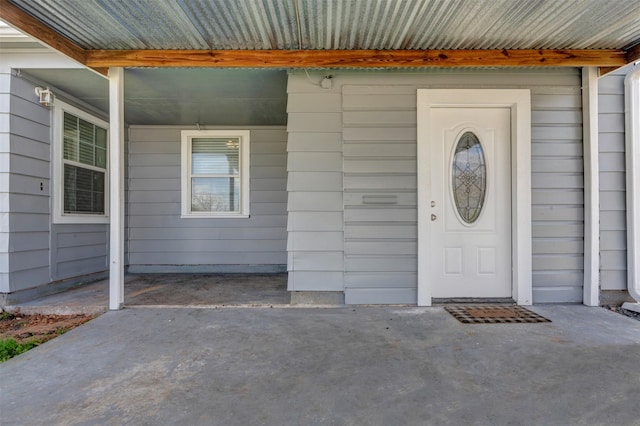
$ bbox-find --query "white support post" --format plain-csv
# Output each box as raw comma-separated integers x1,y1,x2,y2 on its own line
582,67,600,306
109,67,125,310
623,65,640,308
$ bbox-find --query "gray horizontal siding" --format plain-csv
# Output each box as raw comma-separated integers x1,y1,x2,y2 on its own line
598,70,627,291
0,70,10,292
296,68,585,304
127,126,287,272
7,75,50,292
286,85,344,291
342,79,417,304
2,73,110,295
51,225,108,281
523,83,587,303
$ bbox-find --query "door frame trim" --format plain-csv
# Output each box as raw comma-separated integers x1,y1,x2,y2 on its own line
417,89,532,306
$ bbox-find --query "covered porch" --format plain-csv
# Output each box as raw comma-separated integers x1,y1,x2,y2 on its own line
9,66,290,310
2,0,640,309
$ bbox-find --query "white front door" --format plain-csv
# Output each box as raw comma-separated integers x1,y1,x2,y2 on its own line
417,89,532,306
429,108,511,298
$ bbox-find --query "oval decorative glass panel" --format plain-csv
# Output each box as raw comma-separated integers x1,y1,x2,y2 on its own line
452,132,486,224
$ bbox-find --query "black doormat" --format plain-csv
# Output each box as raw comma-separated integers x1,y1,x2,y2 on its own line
445,305,551,324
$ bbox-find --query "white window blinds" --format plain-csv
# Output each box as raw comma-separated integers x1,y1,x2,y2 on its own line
181,130,250,217
62,112,107,214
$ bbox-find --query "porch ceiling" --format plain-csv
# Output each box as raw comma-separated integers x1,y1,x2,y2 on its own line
22,68,288,126
1,0,640,74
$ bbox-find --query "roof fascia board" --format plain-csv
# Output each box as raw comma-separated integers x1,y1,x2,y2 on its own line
85,49,627,69
0,51,86,68
0,27,32,40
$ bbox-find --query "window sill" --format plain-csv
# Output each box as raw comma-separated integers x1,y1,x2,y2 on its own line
180,214,250,219
53,214,110,224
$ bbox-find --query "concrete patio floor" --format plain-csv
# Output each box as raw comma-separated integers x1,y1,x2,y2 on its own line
1,305,639,425
5,273,290,314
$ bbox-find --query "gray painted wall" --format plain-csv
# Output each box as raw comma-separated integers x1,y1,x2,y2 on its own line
287,69,586,304
8,74,53,293
127,125,287,272
0,68,10,293
598,70,627,291
286,85,344,291
1,72,108,296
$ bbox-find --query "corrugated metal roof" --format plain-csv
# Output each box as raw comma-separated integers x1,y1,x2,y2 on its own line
8,0,640,51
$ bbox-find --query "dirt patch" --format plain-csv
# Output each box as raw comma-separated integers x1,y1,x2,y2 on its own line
0,312,96,344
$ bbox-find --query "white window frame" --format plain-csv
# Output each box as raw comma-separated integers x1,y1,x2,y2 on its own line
52,100,109,224
181,130,250,218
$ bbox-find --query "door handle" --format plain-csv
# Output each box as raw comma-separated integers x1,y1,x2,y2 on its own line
431,214,437,221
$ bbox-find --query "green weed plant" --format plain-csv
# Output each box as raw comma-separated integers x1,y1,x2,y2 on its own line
0,338,41,362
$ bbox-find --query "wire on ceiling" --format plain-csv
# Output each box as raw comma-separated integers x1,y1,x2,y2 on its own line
293,0,322,87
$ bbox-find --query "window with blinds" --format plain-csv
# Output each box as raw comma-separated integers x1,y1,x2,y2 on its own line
62,112,107,215
181,130,250,217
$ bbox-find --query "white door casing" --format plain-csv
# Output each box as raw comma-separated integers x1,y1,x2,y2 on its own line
417,90,532,306
430,108,511,298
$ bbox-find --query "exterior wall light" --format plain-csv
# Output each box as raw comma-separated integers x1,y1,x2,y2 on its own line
35,86,54,106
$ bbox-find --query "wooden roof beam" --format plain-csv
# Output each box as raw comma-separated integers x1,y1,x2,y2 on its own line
85,49,627,69
599,67,620,76
626,43,640,65
599,43,640,76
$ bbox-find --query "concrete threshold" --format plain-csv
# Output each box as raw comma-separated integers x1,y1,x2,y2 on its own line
621,302,640,314
125,303,420,310
2,304,108,316
126,304,343,310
